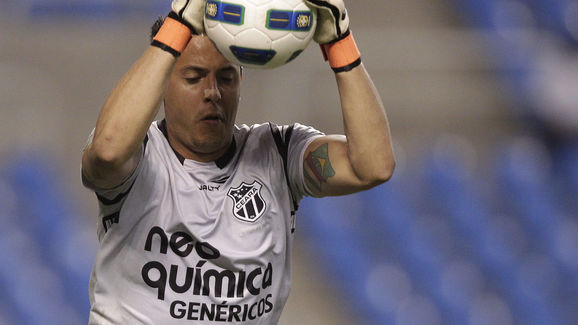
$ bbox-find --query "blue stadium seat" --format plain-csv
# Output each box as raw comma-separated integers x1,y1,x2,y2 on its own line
524,0,577,43
494,138,561,241
364,262,413,324
361,164,469,324
3,154,94,315
555,140,578,212
493,138,578,324
299,196,386,324
247,134,578,325
0,154,93,324
492,136,578,321
420,138,570,325
437,259,485,322
0,225,77,325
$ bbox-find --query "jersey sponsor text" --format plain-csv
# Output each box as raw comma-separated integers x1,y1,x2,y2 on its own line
142,226,276,322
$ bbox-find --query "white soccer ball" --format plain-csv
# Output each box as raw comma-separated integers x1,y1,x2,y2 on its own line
204,0,317,69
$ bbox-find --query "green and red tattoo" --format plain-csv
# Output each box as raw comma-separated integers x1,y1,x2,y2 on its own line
304,143,335,192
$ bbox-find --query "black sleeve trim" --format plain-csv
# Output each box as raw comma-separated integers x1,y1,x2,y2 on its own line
94,133,147,206
95,183,134,206
269,123,299,216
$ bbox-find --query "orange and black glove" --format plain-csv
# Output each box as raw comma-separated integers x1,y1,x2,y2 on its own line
151,0,206,57
305,0,361,73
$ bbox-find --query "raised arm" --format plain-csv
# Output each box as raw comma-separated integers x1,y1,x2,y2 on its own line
303,0,395,197
82,1,204,189
82,47,175,189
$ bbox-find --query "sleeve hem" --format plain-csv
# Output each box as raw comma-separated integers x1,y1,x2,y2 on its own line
297,135,324,198
81,144,144,195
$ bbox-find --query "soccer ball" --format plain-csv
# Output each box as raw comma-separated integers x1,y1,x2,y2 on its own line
204,0,317,69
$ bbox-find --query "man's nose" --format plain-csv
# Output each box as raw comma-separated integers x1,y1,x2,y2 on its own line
204,77,222,102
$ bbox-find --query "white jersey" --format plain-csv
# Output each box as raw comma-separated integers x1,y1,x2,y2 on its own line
82,120,323,325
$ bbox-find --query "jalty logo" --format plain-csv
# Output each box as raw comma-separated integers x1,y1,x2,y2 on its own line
227,181,266,222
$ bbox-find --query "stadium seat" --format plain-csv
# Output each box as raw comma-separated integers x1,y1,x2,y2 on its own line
0,154,93,324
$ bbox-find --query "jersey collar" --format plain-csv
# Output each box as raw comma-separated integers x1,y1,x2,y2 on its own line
157,119,236,169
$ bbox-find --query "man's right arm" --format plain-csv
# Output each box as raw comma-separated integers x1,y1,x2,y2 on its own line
82,1,205,189
82,46,176,189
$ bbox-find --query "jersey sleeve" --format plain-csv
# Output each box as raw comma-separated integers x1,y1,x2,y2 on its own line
286,123,324,201
81,129,146,236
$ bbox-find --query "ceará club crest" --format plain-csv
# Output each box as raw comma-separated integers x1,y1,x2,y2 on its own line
227,181,266,222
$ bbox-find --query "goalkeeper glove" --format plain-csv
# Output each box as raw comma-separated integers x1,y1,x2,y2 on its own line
151,0,206,57
305,0,361,73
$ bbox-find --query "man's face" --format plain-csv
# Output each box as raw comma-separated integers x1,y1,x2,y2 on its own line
164,35,241,161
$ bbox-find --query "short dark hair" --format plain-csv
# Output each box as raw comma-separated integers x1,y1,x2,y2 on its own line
150,16,165,42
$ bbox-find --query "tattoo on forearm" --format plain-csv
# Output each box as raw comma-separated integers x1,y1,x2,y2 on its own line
305,143,335,192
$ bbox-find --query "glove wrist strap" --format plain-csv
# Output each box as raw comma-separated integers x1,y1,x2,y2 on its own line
151,15,192,57
321,30,361,73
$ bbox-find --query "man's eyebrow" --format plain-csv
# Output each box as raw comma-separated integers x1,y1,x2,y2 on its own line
181,65,239,74
219,66,238,73
181,66,208,74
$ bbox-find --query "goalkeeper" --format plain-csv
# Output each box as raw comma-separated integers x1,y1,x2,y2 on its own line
81,0,395,324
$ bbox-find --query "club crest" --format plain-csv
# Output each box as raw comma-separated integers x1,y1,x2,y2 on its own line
227,181,266,222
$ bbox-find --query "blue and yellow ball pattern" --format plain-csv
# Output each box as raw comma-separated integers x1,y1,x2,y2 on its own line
204,0,316,69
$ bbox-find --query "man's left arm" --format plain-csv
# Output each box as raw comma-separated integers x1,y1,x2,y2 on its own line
303,63,395,197
302,0,394,197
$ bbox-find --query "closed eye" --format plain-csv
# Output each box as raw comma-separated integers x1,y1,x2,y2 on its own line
185,77,201,84
219,76,234,83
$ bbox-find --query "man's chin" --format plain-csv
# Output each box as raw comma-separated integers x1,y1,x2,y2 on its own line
190,135,230,156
